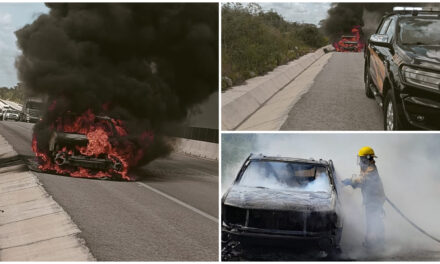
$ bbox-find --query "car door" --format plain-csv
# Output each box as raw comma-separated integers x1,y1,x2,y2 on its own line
369,17,394,95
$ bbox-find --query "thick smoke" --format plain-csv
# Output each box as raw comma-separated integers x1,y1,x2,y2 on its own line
322,3,438,41
238,161,331,192
222,134,440,259
15,3,218,164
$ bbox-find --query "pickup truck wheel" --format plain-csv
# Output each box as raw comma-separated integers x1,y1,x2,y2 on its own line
384,90,402,130
364,70,374,98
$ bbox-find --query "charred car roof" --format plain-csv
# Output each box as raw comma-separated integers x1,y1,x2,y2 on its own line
249,154,331,166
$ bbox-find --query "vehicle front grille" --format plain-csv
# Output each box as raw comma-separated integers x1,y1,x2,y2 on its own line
224,205,246,226
248,209,305,231
223,206,337,233
307,211,337,232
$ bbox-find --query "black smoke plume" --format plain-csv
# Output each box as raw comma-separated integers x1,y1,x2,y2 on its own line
15,3,218,165
322,3,438,41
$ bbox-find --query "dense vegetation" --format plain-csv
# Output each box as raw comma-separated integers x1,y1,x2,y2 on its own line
0,83,25,104
222,3,328,90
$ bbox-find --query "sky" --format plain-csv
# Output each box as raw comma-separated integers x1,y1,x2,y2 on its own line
0,2,332,88
258,2,331,25
0,3,49,88
0,3,216,128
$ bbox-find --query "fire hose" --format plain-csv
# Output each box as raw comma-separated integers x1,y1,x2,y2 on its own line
385,196,440,244
340,173,440,245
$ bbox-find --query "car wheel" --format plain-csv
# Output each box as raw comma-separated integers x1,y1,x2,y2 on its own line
383,90,403,130
364,68,374,98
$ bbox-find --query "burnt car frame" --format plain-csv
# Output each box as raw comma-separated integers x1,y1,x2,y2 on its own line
339,35,360,52
222,154,343,259
48,115,124,177
364,8,440,130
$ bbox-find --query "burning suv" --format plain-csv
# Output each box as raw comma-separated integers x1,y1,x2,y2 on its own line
33,110,153,181
333,26,364,52
48,115,123,175
364,7,440,130
222,154,343,259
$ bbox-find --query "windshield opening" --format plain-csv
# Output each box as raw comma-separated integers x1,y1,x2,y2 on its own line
237,160,331,192
398,17,440,45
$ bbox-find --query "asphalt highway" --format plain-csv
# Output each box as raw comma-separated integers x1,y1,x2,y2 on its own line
0,121,218,261
281,52,383,130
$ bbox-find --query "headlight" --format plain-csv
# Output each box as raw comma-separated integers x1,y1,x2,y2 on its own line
401,66,440,90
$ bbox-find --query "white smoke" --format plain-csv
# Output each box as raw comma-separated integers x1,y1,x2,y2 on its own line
238,161,331,192
221,133,440,260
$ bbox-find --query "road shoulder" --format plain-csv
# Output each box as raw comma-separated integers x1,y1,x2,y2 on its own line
0,134,94,261
237,53,333,130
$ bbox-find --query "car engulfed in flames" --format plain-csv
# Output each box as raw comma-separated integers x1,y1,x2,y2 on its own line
32,109,154,181
222,154,343,260
333,25,364,52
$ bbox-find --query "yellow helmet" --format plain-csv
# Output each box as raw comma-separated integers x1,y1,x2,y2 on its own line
358,146,377,157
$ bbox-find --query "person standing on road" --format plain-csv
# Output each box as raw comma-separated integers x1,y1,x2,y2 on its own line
342,146,385,253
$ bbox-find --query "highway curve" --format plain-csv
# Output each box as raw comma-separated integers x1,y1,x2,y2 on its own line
0,121,218,261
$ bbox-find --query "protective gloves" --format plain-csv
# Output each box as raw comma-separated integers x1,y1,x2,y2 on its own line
341,178,352,186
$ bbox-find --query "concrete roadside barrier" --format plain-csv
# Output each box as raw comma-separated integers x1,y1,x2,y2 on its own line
0,135,94,261
172,138,218,160
0,99,22,111
222,45,332,130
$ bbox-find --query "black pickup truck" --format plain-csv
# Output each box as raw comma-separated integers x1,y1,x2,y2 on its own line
364,8,440,130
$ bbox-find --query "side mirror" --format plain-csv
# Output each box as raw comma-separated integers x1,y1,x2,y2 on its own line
369,34,392,48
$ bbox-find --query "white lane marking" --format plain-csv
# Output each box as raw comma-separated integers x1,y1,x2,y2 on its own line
137,182,218,223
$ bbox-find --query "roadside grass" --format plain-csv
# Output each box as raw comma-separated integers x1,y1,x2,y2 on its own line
222,3,328,91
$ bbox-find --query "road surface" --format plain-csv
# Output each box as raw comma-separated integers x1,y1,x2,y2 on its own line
0,121,218,261
281,52,383,130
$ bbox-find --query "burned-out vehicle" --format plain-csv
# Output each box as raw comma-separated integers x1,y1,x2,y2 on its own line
364,7,440,130
222,154,343,260
48,114,124,177
333,26,364,52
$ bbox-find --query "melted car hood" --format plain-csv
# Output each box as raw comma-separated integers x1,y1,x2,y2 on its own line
223,185,336,212
398,45,440,70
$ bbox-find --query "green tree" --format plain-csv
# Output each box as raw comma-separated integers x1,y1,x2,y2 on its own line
0,83,26,104
222,3,328,90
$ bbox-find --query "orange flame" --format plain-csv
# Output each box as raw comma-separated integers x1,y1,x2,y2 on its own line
333,25,364,52
32,109,153,181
